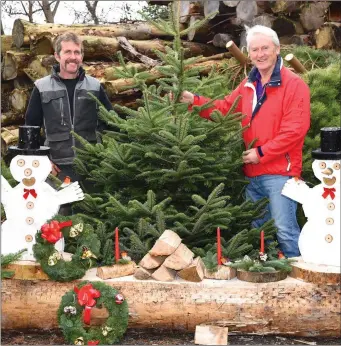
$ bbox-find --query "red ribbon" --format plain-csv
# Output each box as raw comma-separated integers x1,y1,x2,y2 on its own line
88,341,99,345
41,220,73,244
23,188,37,199
322,187,336,200
74,283,101,325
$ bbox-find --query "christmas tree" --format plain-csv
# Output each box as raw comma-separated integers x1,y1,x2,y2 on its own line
71,2,276,263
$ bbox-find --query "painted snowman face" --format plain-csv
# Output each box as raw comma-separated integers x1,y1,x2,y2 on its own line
10,155,52,186
312,159,340,187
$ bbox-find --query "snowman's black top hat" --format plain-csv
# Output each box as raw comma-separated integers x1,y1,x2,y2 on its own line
312,127,341,160
8,125,50,156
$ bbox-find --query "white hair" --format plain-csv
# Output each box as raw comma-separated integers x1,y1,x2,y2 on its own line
246,25,280,52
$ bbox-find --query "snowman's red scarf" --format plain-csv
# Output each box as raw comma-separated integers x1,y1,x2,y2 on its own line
23,188,37,199
322,187,336,200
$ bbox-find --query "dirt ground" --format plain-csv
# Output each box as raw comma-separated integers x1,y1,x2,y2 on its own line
1,328,340,345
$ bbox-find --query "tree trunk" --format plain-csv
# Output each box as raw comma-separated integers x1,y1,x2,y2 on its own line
26,54,57,79
12,19,186,49
103,58,230,96
2,50,32,80
271,1,299,14
203,0,220,19
9,89,30,113
32,34,223,60
2,268,340,336
236,0,258,24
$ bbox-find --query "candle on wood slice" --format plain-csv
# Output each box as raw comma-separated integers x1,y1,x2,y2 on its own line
115,227,120,262
260,230,265,253
217,227,222,265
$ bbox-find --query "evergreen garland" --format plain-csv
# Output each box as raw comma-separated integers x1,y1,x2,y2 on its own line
58,281,128,345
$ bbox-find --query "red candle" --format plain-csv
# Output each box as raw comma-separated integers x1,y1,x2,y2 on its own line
217,227,222,265
260,230,265,253
115,227,120,262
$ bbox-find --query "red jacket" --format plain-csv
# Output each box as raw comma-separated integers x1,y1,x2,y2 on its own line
191,58,310,178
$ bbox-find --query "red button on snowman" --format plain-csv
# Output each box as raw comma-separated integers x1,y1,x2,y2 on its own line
282,127,340,267
1,126,84,261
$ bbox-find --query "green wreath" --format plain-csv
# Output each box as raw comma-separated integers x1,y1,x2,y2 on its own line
33,214,101,282
58,281,129,345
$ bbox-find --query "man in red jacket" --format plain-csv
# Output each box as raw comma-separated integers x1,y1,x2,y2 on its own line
179,25,310,257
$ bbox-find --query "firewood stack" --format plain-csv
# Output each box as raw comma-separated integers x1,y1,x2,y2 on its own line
134,229,206,282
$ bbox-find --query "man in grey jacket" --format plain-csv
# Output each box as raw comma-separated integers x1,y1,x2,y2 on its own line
25,32,112,183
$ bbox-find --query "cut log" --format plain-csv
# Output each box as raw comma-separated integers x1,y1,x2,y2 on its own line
252,14,276,28
328,1,341,22
284,54,306,74
27,55,57,79
315,24,341,50
290,34,311,46
1,126,19,155
3,261,49,280
237,269,287,283
300,1,331,32
223,1,239,7
31,35,223,60
96,262,136,280
149,229,182,256
13,76,34,90
226,41,249,65
134,266,154,280
271,1,299,14
203,0,220,19
289,257,340,285
272,17,304,37
212,33,235,49
2,269,341,336
12,18,186,49
163,243,194,271
236,0,258,24
178,257,205,282
204,265,236,280
179,0,191,23
151,264,176,282
195,325,229,345
2,50,32,80
139,253,167,270
1,35,14,54
9,88,30,113
103,59,230,96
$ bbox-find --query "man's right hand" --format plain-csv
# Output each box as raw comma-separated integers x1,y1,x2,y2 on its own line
170,91,195,104
50,161,61,176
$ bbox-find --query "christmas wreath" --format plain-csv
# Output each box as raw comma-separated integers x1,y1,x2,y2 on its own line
58,281,129,345
33,214,101,282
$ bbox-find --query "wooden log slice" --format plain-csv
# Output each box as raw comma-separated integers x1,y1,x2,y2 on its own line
289,257,340,285
237,269,287,283
96,262,136,280
4,260,49,280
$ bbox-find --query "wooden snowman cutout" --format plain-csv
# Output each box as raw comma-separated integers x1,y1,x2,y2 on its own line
1,126,84,261
282,127,340,267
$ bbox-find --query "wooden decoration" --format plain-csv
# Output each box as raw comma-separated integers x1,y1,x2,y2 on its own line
237,269,287,283
225,41,249,65
178,257,205,282
149,229,182,256
134,266,154,280
285,53,307,74
139,253,167,270
96,262,136,280
204,266,236,280
4,261,49,280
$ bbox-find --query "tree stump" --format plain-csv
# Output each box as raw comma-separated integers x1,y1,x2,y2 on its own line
289,257,340,285
237,269,287,283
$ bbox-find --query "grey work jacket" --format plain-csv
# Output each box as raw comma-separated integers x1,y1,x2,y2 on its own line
35,66,100,165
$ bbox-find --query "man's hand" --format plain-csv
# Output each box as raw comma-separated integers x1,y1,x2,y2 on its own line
242,148,260,164
50,161,61,176
169,90,195,104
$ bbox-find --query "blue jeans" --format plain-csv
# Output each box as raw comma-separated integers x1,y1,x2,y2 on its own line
245,175,300,258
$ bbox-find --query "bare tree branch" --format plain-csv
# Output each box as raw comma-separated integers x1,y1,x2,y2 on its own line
85,1,99,24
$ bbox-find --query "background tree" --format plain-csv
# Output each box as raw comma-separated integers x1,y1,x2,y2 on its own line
1,1,42,23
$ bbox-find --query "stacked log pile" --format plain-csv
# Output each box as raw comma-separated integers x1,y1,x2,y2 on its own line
134,229,236,282
1,0,340,151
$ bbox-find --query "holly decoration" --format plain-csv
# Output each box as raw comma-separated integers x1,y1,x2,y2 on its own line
33,215,100,282
58,281,129,345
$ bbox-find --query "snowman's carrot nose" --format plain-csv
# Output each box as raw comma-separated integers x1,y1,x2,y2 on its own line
322,168,333,175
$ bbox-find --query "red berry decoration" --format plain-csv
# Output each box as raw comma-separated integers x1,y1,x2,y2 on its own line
115,293,125,304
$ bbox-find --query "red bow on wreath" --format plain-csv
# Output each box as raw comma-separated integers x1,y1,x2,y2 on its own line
41,220,73,244
23,188,37,199
74,283,101,325
322,187,336,200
